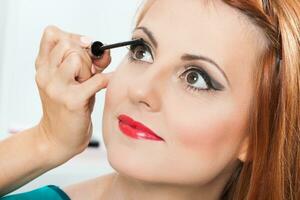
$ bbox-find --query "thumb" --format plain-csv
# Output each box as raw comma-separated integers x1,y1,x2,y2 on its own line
79,72,114,98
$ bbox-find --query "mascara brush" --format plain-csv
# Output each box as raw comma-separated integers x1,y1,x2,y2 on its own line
88,38,144,59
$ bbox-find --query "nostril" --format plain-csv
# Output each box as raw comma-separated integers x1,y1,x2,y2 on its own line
139,101,151,108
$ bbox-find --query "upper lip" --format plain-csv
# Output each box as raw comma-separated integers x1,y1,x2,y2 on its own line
118,114,164,141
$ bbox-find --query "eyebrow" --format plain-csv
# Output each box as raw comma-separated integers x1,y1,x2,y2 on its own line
133,26,230,86
133,26,158,48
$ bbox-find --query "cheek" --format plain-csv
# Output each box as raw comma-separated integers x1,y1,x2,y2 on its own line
175,111,231,148
104,62,131,110
102,62,130,141
166,96,248,160
104,79,122,110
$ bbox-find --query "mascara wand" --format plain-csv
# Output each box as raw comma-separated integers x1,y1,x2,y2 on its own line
88,38,144,58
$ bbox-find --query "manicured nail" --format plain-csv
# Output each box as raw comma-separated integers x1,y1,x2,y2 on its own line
95,65,106,71
80,36,93,47
91,64,96,74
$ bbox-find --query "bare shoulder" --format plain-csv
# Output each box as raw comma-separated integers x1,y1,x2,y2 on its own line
63,172,116,200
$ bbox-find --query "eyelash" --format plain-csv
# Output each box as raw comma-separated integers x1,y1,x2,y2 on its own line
127,43,153,64
127,42,219,93
180,67,217,93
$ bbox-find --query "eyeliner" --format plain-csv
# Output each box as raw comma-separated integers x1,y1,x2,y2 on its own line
89,38,144,58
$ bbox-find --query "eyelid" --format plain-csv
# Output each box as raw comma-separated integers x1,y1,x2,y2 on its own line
182,65,211,85
183,65,225,91
132,36,155,58
128,45,154,64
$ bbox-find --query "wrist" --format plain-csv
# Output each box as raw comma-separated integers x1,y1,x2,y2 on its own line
33,124,74,168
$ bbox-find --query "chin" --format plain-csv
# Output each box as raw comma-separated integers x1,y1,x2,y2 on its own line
103,138,163,184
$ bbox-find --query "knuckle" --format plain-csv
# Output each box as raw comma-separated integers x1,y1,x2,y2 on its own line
45,83,58,100
35,58,46,69
43,25,59,39
44,82,62,102
65,101,77,111
35,70,48,89
64,95,81,111
66,52,83,66
35,72,43,88
62,88,87,112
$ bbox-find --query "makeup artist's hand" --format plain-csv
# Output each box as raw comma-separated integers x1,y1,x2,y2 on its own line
34,25,112,165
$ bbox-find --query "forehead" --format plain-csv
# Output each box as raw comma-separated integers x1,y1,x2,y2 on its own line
137,0,267,88
138,0,265,51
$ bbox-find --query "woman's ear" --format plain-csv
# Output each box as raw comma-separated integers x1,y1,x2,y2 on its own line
237,136,249,162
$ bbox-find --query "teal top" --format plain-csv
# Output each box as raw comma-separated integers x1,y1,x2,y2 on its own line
1,185,71,200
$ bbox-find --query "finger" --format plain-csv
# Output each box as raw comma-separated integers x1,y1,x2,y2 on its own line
78,72,114,99
91,64,96,75
91,50,111,73
79,36,94,48
58,52,92,83
49,39,92,69
37,25,84,61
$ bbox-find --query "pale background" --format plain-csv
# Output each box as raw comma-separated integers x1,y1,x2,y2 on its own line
0,0,141,194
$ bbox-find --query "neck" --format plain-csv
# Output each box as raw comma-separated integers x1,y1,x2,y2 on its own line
101,172,231,200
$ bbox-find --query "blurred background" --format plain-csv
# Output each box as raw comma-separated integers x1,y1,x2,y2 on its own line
0,0,141,193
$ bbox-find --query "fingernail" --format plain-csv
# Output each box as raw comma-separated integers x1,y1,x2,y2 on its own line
91,64,96,74
80,36,93,47
94,65,106,71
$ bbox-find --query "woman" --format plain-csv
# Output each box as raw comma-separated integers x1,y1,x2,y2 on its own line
2,0,300,199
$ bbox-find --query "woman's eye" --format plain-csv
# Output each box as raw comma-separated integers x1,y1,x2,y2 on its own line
180,68,215,91
128,44,154,63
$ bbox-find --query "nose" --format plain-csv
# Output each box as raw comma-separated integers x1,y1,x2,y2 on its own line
127,67,166,112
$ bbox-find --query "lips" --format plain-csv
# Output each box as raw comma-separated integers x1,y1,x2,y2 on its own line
118,114,164,141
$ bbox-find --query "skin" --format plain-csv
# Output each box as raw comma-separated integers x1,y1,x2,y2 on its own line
0,26,112,196
65,0,268,199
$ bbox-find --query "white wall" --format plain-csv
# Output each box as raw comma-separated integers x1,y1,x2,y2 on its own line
0,0,8,112
0,0,141,140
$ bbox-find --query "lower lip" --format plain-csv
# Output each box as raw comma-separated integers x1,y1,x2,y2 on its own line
118,120,163,141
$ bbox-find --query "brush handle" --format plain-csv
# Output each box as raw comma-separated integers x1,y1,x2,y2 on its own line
89,38,144,58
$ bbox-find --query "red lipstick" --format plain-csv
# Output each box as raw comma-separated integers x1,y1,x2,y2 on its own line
118,114,164,141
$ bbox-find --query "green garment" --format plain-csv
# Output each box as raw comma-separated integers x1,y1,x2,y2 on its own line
1,185,71,200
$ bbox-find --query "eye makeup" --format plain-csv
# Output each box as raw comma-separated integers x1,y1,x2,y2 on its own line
126,36,225,93
180,66,225,92
127,40,154,64
133,26,230,88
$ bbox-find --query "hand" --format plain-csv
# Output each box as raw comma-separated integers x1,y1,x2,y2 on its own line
34,25,112,165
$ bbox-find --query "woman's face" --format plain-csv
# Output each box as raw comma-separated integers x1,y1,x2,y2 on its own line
102,0,266,185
